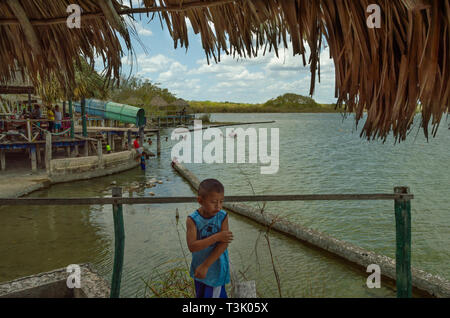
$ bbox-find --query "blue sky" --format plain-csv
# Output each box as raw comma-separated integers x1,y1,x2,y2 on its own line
96,5,338,104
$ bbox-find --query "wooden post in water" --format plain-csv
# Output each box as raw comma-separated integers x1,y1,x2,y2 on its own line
157,130,161,157
0,150,5,171
107,132,112,151
111,187,125,298
394,187,412,298
45,132,52,174
139,126,144,149
83,140,89,157
97,139,103,168
121,132,126,150
36,144,41,166
30,145,37,172
26,120,31,142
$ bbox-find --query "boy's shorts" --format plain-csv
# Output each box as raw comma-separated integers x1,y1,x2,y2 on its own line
194,280,227,298
55,123,61,130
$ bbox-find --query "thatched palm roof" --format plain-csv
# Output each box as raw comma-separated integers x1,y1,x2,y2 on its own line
171,98,190,108
123,96,144,106
150,95,169,107
0,0,448,141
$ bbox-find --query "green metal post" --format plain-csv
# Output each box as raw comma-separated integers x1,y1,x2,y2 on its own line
69,99,74,138
81,97,87,137
111,187,125,298
394,187,412,298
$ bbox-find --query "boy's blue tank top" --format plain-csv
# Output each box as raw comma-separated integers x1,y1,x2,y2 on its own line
189,209,230,287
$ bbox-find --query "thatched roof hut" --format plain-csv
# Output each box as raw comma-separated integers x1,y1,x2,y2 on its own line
171,98,190,108
0,0,448,141
150,96,169,108
123,96,144,107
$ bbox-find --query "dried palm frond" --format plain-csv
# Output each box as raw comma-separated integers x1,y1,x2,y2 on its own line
1,0,448,141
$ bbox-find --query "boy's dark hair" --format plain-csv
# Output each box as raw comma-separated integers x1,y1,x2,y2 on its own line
198,179,224,198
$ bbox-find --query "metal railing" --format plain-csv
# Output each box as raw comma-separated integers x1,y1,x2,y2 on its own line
0,187,413,298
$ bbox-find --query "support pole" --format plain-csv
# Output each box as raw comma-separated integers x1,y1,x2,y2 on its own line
394,187,412,298
83,140,89,157
26,119,31,142
139,126,144,149
121,132,126,150
0,150,5,171
127,130,131,151
30,145,37,172
157,130,161,157
97,139,103,168
36,144,41,166
111,187,125,298
81,97,87,138
69,99,74,139
107,132,112,151
45,132,52,174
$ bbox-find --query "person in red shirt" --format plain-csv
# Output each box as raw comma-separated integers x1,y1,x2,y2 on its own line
133,137,144,162
133,137,140,149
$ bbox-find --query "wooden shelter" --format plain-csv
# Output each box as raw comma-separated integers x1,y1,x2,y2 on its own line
0,71,34,95
149,96,169,108
0,0,448,141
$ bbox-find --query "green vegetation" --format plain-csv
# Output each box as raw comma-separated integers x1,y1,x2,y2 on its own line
189,93,341,113
36,59,339,117
108,76,178,117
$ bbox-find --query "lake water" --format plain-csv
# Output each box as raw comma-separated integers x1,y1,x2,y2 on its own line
1,113,449,297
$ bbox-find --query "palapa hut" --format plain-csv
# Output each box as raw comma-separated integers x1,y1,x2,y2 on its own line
123,96,144,107
150,96,169,108
159,98,192,117
0,0,448,141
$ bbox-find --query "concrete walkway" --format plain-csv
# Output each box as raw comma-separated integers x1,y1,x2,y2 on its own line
0,169,50,198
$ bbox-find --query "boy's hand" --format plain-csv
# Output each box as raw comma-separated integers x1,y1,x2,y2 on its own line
215,231,233,243
194,263,209,279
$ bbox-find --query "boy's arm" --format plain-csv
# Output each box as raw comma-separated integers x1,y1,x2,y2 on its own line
186,216,232,253
194,215,231,280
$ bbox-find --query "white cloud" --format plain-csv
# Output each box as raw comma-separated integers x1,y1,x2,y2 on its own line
158,61,188,82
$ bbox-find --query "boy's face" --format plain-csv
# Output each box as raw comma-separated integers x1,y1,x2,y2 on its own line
198,191,224,217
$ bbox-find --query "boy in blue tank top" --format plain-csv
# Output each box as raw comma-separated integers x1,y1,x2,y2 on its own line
186,179,233,298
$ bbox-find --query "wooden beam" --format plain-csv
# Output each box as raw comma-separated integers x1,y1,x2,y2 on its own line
6,0,42,56
0,0,238,26
0,193,414,206
0,86,35,94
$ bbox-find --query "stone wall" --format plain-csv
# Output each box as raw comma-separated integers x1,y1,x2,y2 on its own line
49,150,139,184
0,263,110,298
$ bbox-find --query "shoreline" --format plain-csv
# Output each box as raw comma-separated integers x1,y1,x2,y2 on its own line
1,150,140,199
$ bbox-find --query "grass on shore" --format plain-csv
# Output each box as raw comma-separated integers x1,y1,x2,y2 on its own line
189,100,341,113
